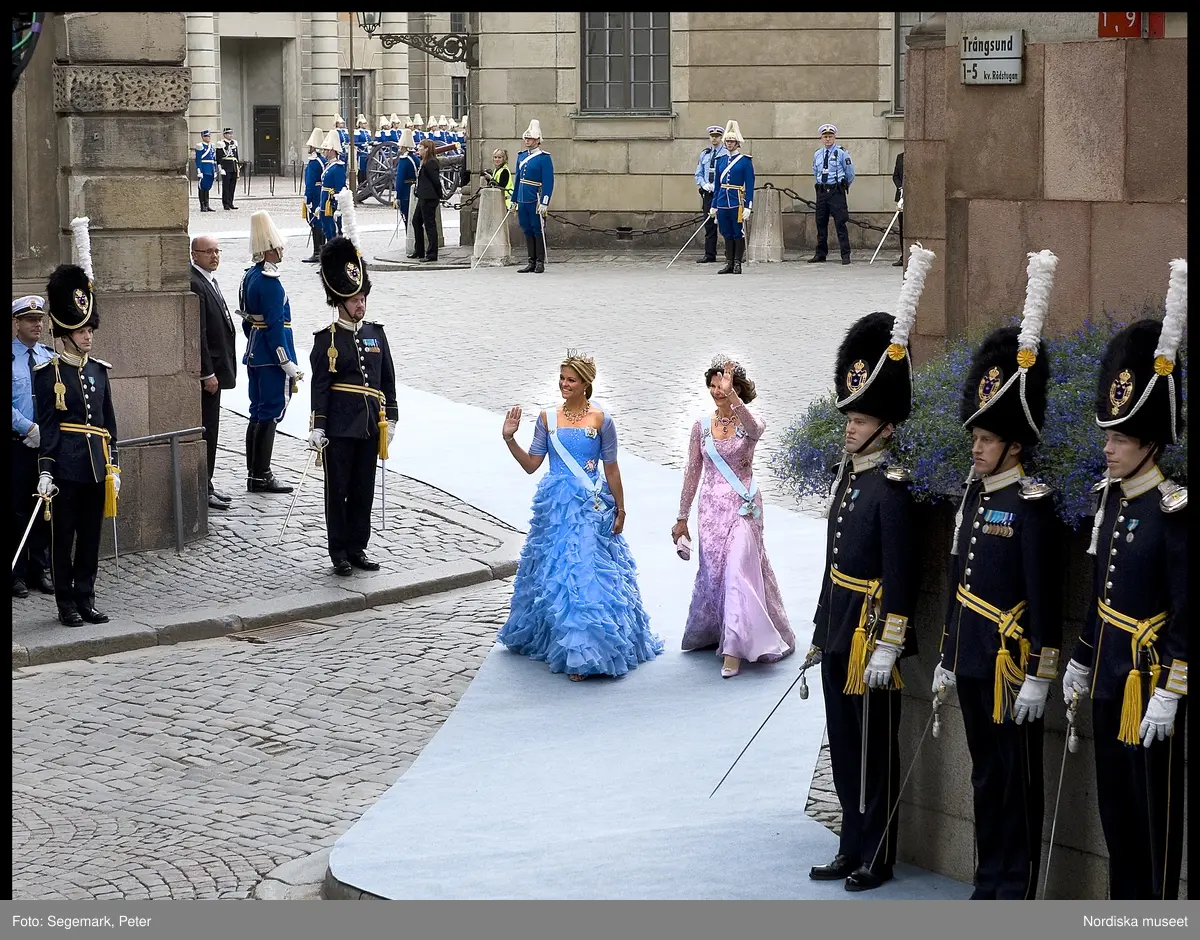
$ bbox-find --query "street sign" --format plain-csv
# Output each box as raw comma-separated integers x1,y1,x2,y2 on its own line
960,30,1024,85
1097,12,1165,38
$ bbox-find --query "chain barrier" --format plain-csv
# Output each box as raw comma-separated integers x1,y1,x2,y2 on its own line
546,212,708,238
759,181,892,235
443,188,481,210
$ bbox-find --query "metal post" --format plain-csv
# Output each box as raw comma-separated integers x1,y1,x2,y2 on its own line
170,435,185,553
348,17,357,193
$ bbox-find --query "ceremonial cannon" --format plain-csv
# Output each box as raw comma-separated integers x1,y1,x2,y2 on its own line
359,142,467,206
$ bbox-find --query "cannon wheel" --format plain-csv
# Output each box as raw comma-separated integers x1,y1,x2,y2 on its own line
364,142,398,207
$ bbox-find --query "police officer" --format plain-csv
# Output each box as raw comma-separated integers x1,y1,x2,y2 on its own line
240,210,300,495
514,119,554,274
34,218,121,627
218,128,240,210
301,127,328,264
1062,259,1188,901
808,246,936,892
353,114,371,183
308,207,398,577
935,250,1062,900
318,129,347,244
809,123,855,265
12,295,56,598
710,120,754,275
693,124,728,264
194,129,217,212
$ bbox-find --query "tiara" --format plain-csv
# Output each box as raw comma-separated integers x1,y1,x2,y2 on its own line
564,347,595,365
709,354,746,379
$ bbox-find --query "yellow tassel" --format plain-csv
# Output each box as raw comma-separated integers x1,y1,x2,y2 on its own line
328,342,338,373
843,626,869,695
54,360,67,410
993,645,1026,723
890,664,904,691
1118,669,1143,746
104,466,119,519
377,409,389,460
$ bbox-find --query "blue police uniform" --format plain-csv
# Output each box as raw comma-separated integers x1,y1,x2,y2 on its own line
354,127,371,179
12,318,56,593
694,136,728,262
194,135,217,211
712,150,754,273
318,157,347,242
513,147,554,273
394,151,419,224
810,129,855,263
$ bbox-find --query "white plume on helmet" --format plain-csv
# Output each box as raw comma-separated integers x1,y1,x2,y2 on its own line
890,243,936,349
70,217,94,282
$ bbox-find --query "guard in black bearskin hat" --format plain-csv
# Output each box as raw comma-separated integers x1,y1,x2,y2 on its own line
33,218,121,627
935,250,1062,900
1062,259,1188,901
308,189,399,577
808,244,935,892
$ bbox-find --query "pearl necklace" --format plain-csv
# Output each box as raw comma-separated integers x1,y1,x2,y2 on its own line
562,402,590,423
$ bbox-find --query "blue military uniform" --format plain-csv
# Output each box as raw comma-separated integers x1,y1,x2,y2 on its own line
302,150,327,262
354,126,371,180
514,122,554,274
394,150,419,225
319,155,347,242
810,123,855,264
218,129,240,210
336,124,351,161
694,126,728,263
1065,292,1188,901
194,132,217,212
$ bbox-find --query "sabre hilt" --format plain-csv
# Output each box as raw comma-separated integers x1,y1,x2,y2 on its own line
797,649,820,700
932,684,946,739
1066,688,1080,754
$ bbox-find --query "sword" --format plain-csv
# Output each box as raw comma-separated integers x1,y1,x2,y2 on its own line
859,686,871,814
471,205,513,270
1040,688,1080,899
11,493,52,573
870,209,901,265
388,204,404,247
380,457,387,530
277,447,317,544
539,211,549,265
666,217,711,269
111,514,121,579
710,650,821,799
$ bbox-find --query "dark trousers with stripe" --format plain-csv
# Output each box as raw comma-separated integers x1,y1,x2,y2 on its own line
50,479,105,611
1093,695,1187,899
958,676,1044,899
322,436,378,564
821,650,902,871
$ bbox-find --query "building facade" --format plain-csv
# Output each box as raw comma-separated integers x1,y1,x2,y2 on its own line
465,12,936,248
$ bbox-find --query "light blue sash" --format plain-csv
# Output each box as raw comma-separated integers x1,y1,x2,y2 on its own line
546,409,605,512
701,413,760,520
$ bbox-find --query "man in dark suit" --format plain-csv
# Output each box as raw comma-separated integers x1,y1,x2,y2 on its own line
190,235,238,510
891,152,904,267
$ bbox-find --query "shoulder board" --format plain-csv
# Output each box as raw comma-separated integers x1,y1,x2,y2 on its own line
312,325,333,337
1159,481,1187,513
90,357,112,369
32,357,57,372
262,263,281,278
884,466,913,483
365,321,385,330
195,143,204,151
1019,479,1054,501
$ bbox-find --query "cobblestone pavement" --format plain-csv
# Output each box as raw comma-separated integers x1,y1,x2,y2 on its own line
12,580,511,899
11,410,513,634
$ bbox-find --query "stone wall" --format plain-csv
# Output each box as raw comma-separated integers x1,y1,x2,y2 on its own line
12,12,208,555
904,14,1188,365
466,12,907,249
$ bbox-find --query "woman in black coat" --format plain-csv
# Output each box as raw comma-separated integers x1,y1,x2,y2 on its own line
413,139,442,262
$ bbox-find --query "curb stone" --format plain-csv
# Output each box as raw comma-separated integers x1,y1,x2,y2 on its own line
321,867,386,900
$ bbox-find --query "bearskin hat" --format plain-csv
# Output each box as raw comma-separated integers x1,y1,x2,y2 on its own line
1095,319,1185,446
46,264,98,337
319,235,371,307
960,327,1050,446
834,311,912,425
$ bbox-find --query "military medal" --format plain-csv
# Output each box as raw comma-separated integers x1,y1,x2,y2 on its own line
847,489,860,511
1125,519,1138,543
982,509,1015,537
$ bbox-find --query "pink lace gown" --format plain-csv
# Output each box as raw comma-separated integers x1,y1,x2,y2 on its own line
677,404,796,662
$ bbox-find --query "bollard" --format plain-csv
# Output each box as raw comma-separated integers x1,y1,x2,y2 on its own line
746,187,784,263
472,188,511,267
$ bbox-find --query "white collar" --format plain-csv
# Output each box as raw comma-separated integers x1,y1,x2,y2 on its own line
336,317,362,333
982,463,1024,493
1121,464,1164,499
850,449,888,474
191,262,219,283
524,147,542,157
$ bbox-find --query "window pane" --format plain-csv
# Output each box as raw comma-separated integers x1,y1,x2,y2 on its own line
632,83,649,110
607,81,626,110
632,28,649,55
584,12,603,31
652,53,668,83
631,12,650,29
586,54,607,82
585,28,606,56
584,82,603,111
651,82,669,111
608,27,624,55
652,11,669,29
652,25,669,54
606,12,625,31
632,56,650,83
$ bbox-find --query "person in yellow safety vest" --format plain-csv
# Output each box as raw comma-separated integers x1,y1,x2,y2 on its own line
489,148,514,207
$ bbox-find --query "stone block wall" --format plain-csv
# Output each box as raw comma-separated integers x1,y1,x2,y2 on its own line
12,12,208,554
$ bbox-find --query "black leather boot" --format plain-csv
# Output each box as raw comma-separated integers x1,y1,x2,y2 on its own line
533,234,546,274
518,235,537,273
253,421,293,494
717,240,734,274
733,239,745,274
303,227,323,263
245,420,260,491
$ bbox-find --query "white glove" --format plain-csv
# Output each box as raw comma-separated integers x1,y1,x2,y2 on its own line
932,663,957,697
1062,659,1091,705
1012,676,1051,724
23,424,40,449
804,646,823,667
386,420,397,446
709,207,717,219
1140,689,1182,747
280,360,301,380
219,168,226,178
308,429,326,451
703,182,714,193
864,641,902,689
37,472,54,497
536,203,548,217
897,197,904,211
742,207,752,221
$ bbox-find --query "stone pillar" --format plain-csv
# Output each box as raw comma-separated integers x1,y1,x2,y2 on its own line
49,12,207,553
185,13,219,181
380,11,410,118
310,11,340,129
746,188,784,263
472,188,511,266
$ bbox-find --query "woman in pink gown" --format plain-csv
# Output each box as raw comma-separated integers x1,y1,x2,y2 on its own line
672,358,796,677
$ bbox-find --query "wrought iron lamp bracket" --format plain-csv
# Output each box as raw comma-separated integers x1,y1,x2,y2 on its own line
377,33,475,65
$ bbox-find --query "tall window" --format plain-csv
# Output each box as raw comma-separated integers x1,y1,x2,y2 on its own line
450,12,468,33
451,76,468,122
581,12,670,113
339,73,366,124
893,12,936,113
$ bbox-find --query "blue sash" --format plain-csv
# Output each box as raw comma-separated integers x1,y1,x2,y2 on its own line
701,414,760,520
546,410,605,512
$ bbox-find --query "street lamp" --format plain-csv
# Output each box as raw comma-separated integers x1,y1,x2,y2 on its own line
357,12,382,36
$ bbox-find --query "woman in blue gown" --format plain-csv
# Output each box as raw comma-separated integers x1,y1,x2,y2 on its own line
498,351,663,681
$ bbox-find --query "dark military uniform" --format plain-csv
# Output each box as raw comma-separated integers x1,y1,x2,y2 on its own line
219,130,240,210
1067,303,1188,901
310,233,398,574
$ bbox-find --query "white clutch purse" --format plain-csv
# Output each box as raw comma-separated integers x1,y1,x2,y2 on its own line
675,535,692,561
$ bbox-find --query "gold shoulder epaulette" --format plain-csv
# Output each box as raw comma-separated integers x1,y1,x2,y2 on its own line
884,466,913,483
1159,481,1187,513
90,357,113,369
1019,479,1054,500
32,356,57,372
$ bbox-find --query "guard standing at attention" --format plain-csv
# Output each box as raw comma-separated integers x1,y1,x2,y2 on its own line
513,119,554,274
318,129,347,244
218,128,241,210
809,123,855,265
34,217,121,628
693,124,728,264
935,250,1062,900
710,119,753,275
301,127,328,264
808,245,936,892
393,127,419,232
194,129,217,212
1062,259,1188,901
308,193,398,577
354,114,372,183
240,210,301,495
